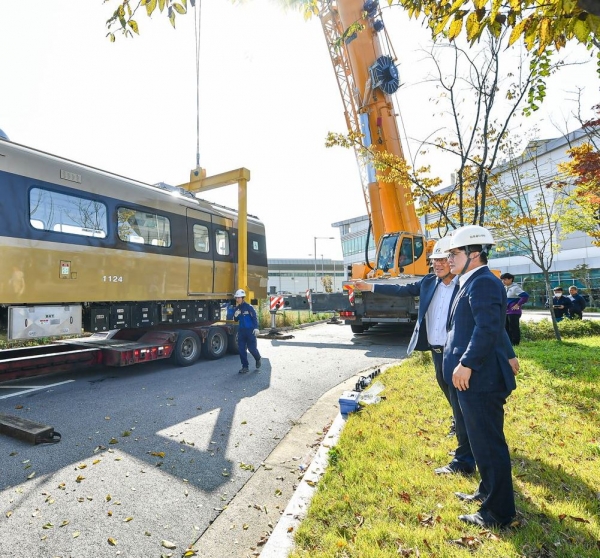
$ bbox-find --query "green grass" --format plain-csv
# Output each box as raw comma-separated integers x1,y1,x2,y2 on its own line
290,337,600,558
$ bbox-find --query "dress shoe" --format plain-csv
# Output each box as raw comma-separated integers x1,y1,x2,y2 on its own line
459,511,513,528
434,463,475,475
454,491,485,503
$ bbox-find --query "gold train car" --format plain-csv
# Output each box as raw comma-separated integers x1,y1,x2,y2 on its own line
0,138,268,343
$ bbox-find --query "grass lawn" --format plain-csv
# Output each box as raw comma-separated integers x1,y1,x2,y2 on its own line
290,335,600,558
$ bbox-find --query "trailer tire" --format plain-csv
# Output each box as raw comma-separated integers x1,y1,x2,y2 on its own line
172,330,201,366
201,327,228,360
227,331,239,355
350,324,365,334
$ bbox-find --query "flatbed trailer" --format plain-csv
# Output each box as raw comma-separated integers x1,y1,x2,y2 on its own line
0,322,238,382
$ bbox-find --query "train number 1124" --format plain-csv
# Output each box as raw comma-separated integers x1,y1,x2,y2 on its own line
102,276,124,283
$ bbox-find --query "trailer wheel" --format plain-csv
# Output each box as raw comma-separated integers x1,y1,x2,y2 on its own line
227,331,239,355
172,330,201,366
201,327,228,360
350,324,365,334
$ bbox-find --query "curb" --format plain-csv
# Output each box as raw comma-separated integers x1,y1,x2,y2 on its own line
259,412,347,557
259,363,393,557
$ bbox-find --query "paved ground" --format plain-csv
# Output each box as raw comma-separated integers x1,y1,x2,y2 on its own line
0,322,410,558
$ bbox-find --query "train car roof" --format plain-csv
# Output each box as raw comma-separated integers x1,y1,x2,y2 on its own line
0,138,263,223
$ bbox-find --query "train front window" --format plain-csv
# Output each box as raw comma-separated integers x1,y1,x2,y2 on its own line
29,187,107,238
117,207,171,247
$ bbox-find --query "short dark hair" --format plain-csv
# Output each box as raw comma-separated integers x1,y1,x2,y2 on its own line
553,287,563,292
500,273,514,280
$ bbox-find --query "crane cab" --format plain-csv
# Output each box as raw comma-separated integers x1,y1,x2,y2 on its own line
374,233,428,277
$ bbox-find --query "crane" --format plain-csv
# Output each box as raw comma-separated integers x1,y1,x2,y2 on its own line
317,0,430,278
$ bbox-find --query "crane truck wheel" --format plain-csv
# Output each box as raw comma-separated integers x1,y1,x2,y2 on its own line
172,330,201,366
201,327,229,360
350,324,365,334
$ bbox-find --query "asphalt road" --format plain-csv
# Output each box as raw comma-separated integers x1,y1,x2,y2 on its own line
0,322,411,558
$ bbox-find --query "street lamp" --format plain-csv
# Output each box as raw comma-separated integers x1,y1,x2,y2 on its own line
314,237,334,292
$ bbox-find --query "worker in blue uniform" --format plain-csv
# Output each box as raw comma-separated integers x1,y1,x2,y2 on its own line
232,289,261,374
444,225,517,529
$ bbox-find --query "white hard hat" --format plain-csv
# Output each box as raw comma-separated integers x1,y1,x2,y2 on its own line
430,236,452,259
234,289,246,298
448,225,495,251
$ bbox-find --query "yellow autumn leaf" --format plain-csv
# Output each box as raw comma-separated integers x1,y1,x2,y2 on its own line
108,537,117,546
145,0,157,16
75,475,85,483
106,494,112,501
107,510,113,517
77,463,87,469
465,12,481,42
124,517,133,522
60,520,69,527
93,459,101,465
27,472,36,480
109,438,118,444
73,531,80,538
508,17,528,47
183,550,198,557
448,17,463,41
128,19,139,35
150,451,165,458
173,3,186,14
5,511,12,518
161,540,177,549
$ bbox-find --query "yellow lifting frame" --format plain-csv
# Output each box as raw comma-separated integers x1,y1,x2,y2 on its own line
179,167,253,301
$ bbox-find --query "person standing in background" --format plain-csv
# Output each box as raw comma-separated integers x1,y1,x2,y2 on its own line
567,286,586,319
500,273,529,346
549,287,572,322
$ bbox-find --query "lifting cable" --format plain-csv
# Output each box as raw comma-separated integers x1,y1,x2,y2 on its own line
193,0,203,172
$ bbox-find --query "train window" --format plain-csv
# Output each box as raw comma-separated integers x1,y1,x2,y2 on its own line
193,224,210,253
117,207,171,247
215,229,230,256
29,187,107,238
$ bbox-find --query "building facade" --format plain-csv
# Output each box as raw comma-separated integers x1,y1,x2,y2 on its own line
267,258,345,295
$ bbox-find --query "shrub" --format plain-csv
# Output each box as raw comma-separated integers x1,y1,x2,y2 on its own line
521,318,600,341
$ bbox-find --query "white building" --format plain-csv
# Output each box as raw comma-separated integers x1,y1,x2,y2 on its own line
267,258,345,295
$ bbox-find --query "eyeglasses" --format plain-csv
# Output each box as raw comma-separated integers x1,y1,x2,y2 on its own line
447,250,464,259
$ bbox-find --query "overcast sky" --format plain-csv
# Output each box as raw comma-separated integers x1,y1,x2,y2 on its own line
1,1,597,260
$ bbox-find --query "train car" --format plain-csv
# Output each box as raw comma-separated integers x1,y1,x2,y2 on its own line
0,137,268,357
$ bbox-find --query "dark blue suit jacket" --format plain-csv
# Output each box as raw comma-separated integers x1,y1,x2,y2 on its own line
443,266,517,393
374,274,442,354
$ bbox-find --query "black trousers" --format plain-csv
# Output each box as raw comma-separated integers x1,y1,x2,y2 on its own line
505,314,521,346
431,348,451,407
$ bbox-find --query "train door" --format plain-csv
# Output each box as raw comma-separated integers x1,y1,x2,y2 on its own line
186,208,215,295
211,214,235,296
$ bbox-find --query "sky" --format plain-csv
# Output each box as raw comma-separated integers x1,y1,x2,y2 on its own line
0,1,597,260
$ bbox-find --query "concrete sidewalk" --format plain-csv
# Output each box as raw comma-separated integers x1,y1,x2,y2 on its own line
193,373,362,558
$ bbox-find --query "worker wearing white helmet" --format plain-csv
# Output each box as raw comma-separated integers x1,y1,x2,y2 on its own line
231,289,261,374
353,235,458,436
443,224,518,528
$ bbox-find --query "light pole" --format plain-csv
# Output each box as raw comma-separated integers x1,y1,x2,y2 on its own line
314,237,334,292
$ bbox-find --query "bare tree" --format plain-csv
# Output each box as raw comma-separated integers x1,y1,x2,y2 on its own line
487,141,569,340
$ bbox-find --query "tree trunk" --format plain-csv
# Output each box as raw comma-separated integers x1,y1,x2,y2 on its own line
543,271,562,341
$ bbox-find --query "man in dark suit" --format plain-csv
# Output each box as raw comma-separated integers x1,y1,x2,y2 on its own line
443,225,517,528
353,236,458,431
